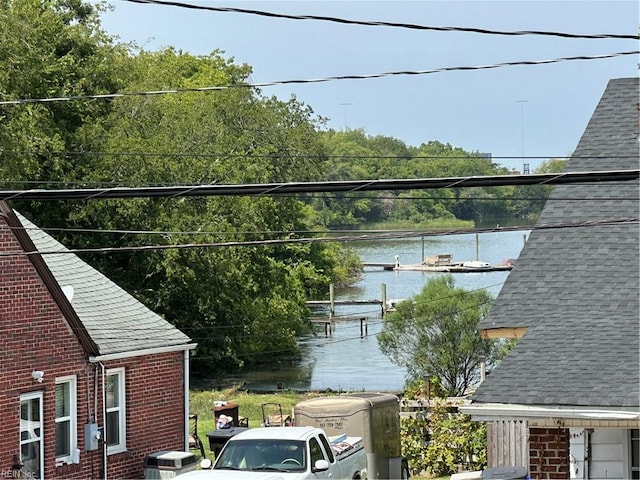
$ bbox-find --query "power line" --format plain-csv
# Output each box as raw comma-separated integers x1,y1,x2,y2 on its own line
0,51,636,106
123,0,639,40
0,169,637,201
1,218,636,257
7,206,632,238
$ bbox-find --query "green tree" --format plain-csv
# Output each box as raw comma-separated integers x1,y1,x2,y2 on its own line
62,47,359,373
378,275,498,396
509,157,567,218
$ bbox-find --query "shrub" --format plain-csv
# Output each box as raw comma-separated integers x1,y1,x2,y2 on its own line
401,386,487,477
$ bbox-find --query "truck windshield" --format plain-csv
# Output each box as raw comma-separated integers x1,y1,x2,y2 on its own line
215,439,306,472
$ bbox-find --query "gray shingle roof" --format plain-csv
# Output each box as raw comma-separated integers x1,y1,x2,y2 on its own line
16,212,193,356
474,77,639,408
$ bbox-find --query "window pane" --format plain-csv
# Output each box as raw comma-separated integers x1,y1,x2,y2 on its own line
55,383,70,417
21,442,38,461
106,376,119,409
55,422,71,457
21,398,40,422
106,411,120,446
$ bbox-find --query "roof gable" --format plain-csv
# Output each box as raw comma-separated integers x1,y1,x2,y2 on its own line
474,78,639,408
2,202,192,356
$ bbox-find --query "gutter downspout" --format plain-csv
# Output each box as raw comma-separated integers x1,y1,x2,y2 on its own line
184,349,190,452
585,428,593,480
100,362,108,480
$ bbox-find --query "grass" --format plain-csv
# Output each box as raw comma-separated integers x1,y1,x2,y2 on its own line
188,387,450,479
189,387,323,458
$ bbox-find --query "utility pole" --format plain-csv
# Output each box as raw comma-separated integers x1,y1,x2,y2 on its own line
340,103,352,131
516,100,529,174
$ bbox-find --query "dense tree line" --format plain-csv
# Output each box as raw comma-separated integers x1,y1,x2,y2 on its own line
0,0,559,375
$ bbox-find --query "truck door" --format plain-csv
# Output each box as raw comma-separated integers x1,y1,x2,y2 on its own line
308,436,332,479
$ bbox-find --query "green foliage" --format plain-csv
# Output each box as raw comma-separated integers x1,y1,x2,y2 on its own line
316,132,547,227
379,276,499,396
509,158,567,218
423,400,487,476
0,0,546,381
0,2,356,376
400,390,487,477
401,415,432,476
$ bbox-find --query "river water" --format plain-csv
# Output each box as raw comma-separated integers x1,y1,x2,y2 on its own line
216,229,530,393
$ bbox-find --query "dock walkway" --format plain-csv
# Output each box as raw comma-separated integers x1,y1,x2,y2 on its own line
363,262,513,273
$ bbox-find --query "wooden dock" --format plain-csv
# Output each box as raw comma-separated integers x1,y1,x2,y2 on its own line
306,299,384,307
397,263,513,273
362,262,396,271
362,262,513,273
310,315,370,337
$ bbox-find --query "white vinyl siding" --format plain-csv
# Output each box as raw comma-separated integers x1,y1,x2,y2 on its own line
571,428,634,480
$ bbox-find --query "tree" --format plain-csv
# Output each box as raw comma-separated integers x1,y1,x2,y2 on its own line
0,0,361,374
59,47,360,373
378,275,498,396
509,157,567,218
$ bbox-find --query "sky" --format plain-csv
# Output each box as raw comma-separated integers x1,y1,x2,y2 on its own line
97,1,639,171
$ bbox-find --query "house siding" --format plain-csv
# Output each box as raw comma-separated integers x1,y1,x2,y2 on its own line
529,428,570,480
1,214,189,479
569,428,632,480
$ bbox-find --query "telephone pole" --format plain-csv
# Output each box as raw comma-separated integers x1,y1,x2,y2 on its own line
516,100,529,174
340,103,352,131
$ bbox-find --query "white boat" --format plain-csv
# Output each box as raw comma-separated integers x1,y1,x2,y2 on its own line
386,298,405,311
462,260,491,269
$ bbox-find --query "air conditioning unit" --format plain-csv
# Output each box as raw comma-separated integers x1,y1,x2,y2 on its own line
144,451,197,479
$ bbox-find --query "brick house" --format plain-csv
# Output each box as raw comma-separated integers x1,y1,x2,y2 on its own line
461,78,639,479
0,201,196,479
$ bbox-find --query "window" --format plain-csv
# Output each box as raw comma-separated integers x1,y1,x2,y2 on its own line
55,376,77,465
318,434,335,463
631,429,640,480
106,368,126,454
309,437,324,466
20,392,43,479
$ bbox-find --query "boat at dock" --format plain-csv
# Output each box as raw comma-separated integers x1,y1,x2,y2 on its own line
462,260,491,269
396,253,513,273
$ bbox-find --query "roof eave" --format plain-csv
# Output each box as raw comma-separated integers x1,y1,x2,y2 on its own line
460,402,640,428
89,342,198,362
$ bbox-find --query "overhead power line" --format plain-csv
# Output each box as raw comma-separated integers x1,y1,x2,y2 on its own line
0,51,636,106
123,0,639,40
0,170,637,201
0,218,636,257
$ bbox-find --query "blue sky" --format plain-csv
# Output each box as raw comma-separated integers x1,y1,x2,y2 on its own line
98,1,638,171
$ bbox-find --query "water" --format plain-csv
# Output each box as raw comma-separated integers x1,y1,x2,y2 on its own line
217,230,529,393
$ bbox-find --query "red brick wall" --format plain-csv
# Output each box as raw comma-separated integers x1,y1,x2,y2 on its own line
1,216,188,479
529,427,570,479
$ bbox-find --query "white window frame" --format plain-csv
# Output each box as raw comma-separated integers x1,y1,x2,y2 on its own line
20,391,44,479
55,375,77,466
106,368,126,454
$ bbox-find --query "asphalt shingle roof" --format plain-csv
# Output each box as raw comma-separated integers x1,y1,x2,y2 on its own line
474,77,639,408
16,212,193,356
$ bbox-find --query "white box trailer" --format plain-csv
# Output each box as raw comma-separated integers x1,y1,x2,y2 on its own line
294,393,409,479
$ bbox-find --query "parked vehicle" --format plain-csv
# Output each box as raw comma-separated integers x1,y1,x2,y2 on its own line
176,426,367,479
294,393,410,479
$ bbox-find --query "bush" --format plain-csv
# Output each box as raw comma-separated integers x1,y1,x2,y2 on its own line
401,386,487,477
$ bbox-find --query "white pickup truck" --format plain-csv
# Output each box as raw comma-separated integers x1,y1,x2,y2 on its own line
177,426,367,480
